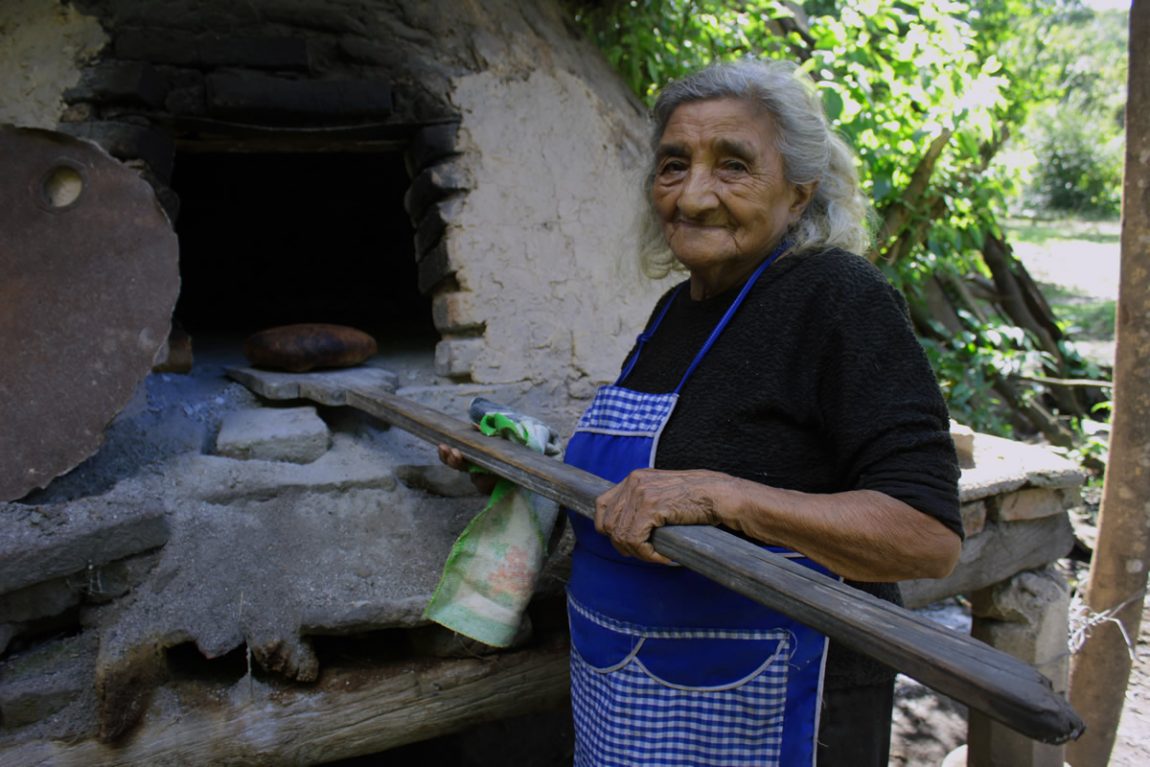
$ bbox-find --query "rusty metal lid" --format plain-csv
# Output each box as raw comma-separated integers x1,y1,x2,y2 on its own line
1,127,179,501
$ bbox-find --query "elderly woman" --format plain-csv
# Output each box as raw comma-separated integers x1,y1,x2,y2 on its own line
447,59,963,766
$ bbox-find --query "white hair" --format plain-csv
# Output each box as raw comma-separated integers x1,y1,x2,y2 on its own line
638,59,873,277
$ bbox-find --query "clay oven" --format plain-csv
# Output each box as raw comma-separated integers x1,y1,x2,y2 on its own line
0,0,669,763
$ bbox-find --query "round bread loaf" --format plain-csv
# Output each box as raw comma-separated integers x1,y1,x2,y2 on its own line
244,323,378,372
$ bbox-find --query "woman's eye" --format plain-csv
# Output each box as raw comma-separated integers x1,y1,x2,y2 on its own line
721,159,749,173
658,159,687,176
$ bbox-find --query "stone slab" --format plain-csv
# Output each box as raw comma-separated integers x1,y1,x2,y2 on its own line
179,435,398,503
226,366,398,406
959,433,1085,503
0,497,169,596
215,406,331,464
901,514,1076,608
992,487,1075,523
0,632,97,730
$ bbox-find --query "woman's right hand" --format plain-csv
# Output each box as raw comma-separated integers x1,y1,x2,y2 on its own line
437,443,499,495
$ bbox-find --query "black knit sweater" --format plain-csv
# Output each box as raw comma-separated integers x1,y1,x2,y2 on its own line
618,248,963,689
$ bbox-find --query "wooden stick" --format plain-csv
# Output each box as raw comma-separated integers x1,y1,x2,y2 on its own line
229,368,1085,744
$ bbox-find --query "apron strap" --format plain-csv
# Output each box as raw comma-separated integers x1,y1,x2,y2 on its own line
672,239,790,394
616,282,685,384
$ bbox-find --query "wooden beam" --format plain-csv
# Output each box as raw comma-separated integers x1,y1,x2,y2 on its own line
1,643,570,767
1068,2,1150,763
229,367,1085,744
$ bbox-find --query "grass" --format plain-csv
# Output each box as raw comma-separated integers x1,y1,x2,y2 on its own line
1004,217,1121,246
1038,280,1117,340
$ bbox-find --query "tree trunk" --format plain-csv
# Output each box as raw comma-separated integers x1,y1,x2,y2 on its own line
1067,3,1150,763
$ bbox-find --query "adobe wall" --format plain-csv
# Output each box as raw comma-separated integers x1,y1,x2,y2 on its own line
1,0,671,414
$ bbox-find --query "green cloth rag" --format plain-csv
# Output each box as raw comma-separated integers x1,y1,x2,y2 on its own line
423,409,560,647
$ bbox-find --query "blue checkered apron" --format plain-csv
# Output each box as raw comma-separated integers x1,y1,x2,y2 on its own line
564,244,831,766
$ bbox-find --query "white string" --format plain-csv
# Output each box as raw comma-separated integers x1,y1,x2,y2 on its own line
1068,588,1146,662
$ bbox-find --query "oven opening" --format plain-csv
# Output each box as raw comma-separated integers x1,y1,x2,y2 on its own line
171,151,436,362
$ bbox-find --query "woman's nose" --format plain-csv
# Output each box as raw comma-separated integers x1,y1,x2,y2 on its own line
675,167,719,216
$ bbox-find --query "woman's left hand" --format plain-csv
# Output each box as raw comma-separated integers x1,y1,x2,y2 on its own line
595,468,740,564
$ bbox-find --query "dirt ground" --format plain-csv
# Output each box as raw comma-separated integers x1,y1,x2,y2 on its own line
1108,591,1150,766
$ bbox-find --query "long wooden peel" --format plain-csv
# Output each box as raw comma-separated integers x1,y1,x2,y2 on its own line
228,367,1086,744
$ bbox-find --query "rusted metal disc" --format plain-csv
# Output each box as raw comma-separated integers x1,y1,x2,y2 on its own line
0,127,179,501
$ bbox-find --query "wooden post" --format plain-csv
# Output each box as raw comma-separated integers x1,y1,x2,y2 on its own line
1067,2,1150,764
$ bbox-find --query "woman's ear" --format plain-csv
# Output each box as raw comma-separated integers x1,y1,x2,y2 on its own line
789,181,818,222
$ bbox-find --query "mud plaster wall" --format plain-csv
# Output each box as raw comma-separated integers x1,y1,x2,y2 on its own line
0,0,108,128
450,67,664,390
1,0,674,409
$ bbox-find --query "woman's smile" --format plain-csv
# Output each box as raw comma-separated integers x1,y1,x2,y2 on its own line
652,98,813,299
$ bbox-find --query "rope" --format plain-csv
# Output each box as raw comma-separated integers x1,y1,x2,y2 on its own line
1069,588,1147,662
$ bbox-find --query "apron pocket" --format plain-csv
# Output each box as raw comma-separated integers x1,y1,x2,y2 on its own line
568,599,641,671
569,629,797,767
636,632,793,689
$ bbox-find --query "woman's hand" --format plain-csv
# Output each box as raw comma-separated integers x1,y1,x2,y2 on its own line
595,468,740,564
436,444,499,495
594,468,962,580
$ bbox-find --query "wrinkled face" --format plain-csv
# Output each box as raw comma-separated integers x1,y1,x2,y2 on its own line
652,98,811,297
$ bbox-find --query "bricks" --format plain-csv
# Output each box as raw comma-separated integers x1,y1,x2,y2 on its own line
432,290,483,333
116,31,311,70
404,161,473,223
206,72,393,120
406,122,461,175
418,239,455,295
65,61,168,109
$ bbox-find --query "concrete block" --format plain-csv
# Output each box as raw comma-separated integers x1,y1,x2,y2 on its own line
0,499,169,596
215,406,330,464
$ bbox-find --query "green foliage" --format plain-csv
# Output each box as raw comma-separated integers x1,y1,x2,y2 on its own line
1013,7,1128,216
572,0,1121,451
1027,113,1124,215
